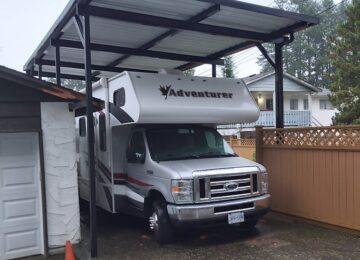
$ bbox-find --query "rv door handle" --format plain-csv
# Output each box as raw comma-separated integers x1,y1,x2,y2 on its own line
146,170,153,175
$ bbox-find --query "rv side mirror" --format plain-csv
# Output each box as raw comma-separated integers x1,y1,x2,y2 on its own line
127,131,146,164
137,152,146,164
127,150,146,164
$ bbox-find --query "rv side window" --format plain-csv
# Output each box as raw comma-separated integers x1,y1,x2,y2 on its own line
79,117,86,137
114,88,126,107
99,113,106,151
127,131,146,164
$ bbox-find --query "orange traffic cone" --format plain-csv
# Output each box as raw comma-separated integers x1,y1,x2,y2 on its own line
65,240,75,260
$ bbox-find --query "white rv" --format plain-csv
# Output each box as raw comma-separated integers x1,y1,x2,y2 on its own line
77,70,270,244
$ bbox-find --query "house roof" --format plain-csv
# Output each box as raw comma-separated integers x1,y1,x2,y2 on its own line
0,66,103,114
312,87,332,97
242,71,320,92
23,0,319,79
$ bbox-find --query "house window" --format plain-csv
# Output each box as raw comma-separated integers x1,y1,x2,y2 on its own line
303,99,309,110
320,100,333,110
79,117,86,137
266,99,273,111
290,99,298,110
99,113,106,151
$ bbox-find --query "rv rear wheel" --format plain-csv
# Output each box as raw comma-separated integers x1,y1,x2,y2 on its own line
149,200,174,244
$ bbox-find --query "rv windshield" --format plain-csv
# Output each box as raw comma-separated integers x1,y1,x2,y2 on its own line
146,126,237,162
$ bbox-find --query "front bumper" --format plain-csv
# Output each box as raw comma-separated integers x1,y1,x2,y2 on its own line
167,194,270,225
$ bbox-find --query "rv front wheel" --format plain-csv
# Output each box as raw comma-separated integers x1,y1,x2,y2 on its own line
149,200,174,244
239,218,258,229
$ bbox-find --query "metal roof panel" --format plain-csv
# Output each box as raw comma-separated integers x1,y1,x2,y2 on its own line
90,0,210,19
24,0,319,77
202,6,295,33
150,31,247,56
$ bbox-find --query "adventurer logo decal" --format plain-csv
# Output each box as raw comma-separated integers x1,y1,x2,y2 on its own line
159,85,233,100
159,85,172,100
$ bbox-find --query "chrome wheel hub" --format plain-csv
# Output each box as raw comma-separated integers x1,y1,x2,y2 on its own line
149,212,159,231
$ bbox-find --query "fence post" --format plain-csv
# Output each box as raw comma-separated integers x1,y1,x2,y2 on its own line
255,126,263,164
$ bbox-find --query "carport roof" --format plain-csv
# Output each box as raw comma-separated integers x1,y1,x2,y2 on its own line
24,0,319,79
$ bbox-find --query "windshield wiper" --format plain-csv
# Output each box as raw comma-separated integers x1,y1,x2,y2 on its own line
158,152,237,162
196,152,238,158
160,155,200,161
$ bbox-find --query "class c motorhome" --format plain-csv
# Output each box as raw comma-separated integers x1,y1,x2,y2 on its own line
77,70,270,244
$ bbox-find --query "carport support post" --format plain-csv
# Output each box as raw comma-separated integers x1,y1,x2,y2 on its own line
38,63,43,80
274,42,284,128
212,63,217,77
83,11,98,257
255,126,263,164
55,45,61,86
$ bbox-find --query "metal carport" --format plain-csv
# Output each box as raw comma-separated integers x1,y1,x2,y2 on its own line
23,0,319,256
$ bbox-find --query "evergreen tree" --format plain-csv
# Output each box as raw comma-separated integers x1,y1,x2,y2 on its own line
183,68,195,76
329,0,360,124
257,0,347,88
47,78,85,91
222,56,235,78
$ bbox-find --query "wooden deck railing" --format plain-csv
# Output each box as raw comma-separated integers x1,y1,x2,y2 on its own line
218,110,311,129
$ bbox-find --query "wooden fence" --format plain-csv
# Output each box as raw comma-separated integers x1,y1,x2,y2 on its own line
256,125,360,231
230,138,255,161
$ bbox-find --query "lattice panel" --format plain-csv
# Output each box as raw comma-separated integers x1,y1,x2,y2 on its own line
262,126,360,149
231,138,256,146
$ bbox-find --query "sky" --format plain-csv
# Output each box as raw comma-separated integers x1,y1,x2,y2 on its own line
0,0,296,78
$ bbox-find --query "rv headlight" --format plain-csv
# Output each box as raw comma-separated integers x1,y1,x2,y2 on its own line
260,172,269,194
171,179,193,204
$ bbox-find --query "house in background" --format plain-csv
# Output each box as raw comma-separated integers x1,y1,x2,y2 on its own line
219,71,336,136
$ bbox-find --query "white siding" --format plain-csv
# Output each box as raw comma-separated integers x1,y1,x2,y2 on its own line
40,103,80,248
247,75,311,92
311,97,337,126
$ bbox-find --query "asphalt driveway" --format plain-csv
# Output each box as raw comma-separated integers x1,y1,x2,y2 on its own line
70,208,360,260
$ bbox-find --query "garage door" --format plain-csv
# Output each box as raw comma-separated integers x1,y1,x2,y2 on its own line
0,133,43,259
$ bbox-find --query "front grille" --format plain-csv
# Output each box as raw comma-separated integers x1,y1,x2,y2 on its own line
193,167,260,203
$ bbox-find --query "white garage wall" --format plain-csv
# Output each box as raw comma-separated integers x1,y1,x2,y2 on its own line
40,102,80,248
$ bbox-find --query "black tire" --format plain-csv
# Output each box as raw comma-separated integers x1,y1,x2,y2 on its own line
149,200,175,245
239,218,258,229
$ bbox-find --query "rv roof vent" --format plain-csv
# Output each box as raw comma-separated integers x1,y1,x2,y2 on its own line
158,69,184,76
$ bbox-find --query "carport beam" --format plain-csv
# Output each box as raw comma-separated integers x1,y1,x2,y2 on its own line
83,11,98,257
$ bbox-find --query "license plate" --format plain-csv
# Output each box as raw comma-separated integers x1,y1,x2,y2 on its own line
228,211,245,224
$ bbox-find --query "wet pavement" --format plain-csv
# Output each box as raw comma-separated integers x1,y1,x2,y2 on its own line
72,208,360,260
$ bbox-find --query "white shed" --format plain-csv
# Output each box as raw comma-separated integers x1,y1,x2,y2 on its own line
0,66,102,259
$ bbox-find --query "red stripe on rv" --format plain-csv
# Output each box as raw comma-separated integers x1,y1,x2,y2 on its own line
113,173,153,187
113,173,127,180
127,176,153,187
